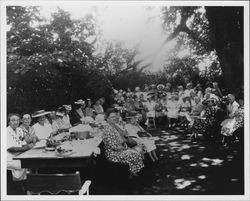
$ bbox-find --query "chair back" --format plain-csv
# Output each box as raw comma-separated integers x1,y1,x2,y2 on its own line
27,171,82,195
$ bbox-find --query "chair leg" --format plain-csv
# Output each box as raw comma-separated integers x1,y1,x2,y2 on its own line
153,118,156,128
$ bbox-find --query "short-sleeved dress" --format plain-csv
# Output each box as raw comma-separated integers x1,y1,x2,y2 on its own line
102,124,144,175
192,106,217,134
221,106,244,136
7,126,27,181
19,124,38,144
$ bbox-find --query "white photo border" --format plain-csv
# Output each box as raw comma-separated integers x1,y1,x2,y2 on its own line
1,1,249,201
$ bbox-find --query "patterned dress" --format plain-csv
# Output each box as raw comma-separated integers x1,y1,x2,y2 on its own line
192,106,217,134
221,106,244,136
102,124,144,175
19,124,38,144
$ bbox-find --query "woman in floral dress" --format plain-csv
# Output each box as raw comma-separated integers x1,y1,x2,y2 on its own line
102,109,144,177
20,114,39,145
221,99,244,145
191,98,217,139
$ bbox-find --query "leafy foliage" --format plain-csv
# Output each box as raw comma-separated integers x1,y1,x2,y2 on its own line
7,6,112,114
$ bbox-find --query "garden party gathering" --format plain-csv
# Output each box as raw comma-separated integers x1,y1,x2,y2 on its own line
4,3,247,197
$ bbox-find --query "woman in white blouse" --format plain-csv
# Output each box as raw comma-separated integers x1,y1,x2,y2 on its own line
32,110,54,140
125,113,158,162
7,113,33,181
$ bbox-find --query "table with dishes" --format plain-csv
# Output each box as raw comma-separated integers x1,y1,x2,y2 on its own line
13,123,104,173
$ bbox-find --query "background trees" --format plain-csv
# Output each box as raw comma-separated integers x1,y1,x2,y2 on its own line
6,6,244,113
158,6,243,91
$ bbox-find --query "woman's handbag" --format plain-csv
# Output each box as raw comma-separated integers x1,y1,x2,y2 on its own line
126,136,138,148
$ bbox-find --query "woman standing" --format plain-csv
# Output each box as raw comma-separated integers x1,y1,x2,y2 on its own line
102,109,144,178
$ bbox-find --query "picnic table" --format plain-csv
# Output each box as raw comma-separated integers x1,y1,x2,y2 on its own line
13,133,103,172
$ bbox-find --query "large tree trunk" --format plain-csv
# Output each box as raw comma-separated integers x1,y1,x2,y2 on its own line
205,6,244,92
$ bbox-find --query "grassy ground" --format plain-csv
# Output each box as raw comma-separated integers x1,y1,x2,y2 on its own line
93,126,244,195
7,126,244,195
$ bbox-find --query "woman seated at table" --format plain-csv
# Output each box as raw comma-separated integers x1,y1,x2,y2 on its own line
125,112,158,162
19,114,39,146
84,98,95,118
32,110,56,140
59,104,72,129
102,108,144,178
7,113,33,182
93,99,104,115
70,99,86,126
48,111,68,134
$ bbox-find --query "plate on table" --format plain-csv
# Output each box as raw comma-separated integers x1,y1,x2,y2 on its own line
33,140,46,149
45,147,55,151
55,150,74,157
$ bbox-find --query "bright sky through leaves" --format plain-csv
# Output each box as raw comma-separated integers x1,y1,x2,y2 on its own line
39,6,187,72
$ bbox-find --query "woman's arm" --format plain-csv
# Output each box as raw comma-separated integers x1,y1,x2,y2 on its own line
7,143,33,153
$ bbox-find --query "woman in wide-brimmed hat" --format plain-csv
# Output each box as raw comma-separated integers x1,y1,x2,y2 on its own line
70,99,86,126
32,110,55,140
124,112,158,162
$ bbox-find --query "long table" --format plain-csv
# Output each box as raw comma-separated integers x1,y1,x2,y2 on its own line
13,137,102,172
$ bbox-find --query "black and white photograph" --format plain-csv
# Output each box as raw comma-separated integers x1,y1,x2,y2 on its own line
1,0,249,200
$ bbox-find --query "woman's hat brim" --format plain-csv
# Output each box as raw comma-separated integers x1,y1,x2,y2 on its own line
32,111,51,118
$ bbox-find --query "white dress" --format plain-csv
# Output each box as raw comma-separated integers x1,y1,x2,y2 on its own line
62,114,72,128
178,99,191,117
7,126,27,181
32,122,53,140
221,101,240,136
166,100,179,119
125,124,156,152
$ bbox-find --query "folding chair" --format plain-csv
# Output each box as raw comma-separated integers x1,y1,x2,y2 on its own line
146,111,156,129
26,171,91,195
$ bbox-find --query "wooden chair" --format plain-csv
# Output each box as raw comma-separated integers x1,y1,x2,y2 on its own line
26,171,91,195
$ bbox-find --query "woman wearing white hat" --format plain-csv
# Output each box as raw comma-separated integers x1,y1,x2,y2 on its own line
32,110,54,140
70,99,86,126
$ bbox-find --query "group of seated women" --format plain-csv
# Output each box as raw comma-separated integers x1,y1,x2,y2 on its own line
113,81,244,146
7,99,157,186
102,108,158,179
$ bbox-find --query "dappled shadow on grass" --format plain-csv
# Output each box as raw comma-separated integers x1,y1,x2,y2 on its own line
92,127,244,195
128,127,244,195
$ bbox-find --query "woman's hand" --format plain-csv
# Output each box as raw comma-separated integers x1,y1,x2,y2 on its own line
27,143,34,149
